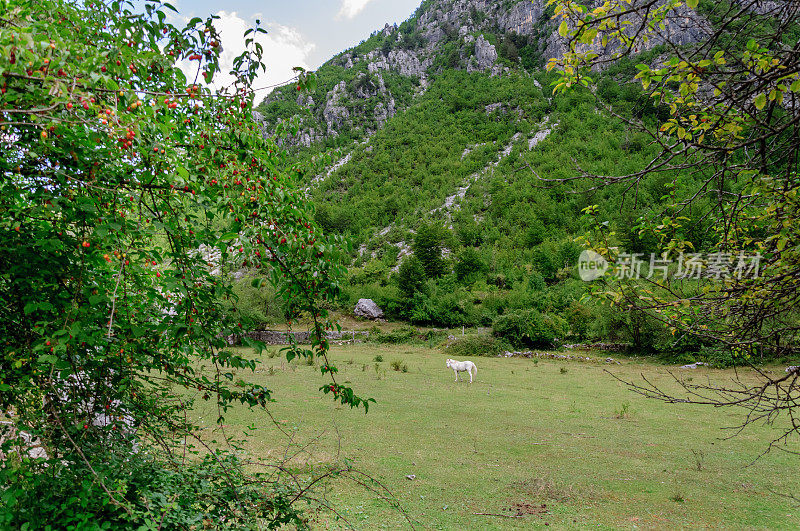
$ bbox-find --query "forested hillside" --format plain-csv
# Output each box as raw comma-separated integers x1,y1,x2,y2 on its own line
249,0,744,363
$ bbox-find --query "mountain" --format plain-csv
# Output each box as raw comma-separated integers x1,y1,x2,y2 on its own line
257,0,549,146
249,0,712,352
256,0,704,146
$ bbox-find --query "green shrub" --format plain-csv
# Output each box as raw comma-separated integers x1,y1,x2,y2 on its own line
398,256,427,297
590,305,667,351
444,335,501,357
455,247,487,283
378,244,400,268
348,259,390,285
413,222,446,278
482,291,509,317
503,286,539,311
0,449,308,530
409,289,471,327
563,300,594,340
528,270,546,292
390,360,408,372
455,219,484,247
697,345,740,368
223,273,283,328
424,329,450,347
372,325,418,344
492,309,568,349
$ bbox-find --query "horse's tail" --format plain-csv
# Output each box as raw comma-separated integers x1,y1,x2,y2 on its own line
472,363,477,375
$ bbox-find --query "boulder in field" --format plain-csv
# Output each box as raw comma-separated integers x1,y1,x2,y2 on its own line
354,298,384,319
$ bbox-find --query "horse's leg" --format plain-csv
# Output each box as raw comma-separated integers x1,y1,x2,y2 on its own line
453,369,458,382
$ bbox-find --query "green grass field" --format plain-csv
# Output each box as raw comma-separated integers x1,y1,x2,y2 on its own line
191,344,799,529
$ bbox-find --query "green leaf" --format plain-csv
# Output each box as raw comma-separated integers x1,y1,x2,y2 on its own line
686,0,698,9
38,354,58,364
581,28,597,44
754,93,767,110
559,20,569,37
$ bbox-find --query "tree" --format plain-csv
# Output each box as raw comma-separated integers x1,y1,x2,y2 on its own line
454,247,487,283
0,0,372,526
547,0,800,451
412,221,446,278
398,255,427,297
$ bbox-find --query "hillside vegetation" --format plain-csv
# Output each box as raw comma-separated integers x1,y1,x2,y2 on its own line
248,0,759,366
255,71,720,361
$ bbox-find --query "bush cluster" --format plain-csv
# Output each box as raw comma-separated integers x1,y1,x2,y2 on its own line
491,309,568,349
444,335,502,357
0,450,306,530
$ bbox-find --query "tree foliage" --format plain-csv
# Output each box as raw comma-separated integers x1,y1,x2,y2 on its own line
491,309,568,349
412,221,446,278
397,255,427,297
549,0,800,354
0,0,370,525
547,0,800,450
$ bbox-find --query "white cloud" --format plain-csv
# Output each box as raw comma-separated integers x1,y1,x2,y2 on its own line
178,11,315,94
337,0,375,19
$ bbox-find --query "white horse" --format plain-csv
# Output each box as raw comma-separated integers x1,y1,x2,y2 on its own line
446,358,477,383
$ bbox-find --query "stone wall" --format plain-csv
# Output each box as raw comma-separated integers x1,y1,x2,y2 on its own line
227,330,370,346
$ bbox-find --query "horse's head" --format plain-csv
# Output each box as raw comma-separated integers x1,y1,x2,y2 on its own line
445,359,453,368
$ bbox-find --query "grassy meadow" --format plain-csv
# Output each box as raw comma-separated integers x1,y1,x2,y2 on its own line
191,344,799,529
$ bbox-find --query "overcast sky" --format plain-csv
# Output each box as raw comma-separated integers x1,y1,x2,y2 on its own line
170,0,422,92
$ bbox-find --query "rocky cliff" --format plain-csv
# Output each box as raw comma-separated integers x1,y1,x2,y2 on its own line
257,0,705,147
